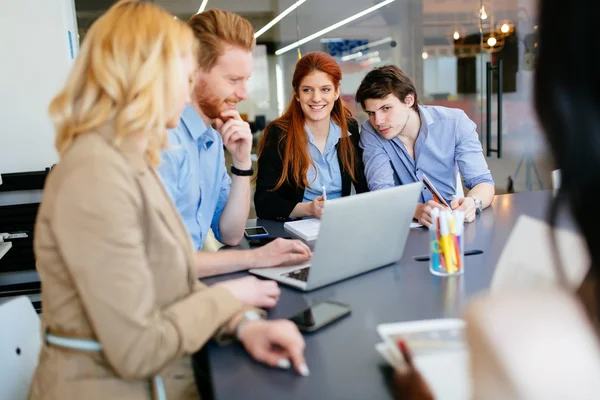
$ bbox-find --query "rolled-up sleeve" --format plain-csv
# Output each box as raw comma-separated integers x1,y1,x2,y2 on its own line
454,112,494,189
359,122,397,191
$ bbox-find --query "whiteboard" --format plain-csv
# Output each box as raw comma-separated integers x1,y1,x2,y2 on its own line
0,0,78,174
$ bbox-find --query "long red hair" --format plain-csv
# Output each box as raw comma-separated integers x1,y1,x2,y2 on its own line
258,51,357,191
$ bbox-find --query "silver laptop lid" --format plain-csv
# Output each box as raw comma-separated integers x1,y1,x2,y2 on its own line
306,182,422,290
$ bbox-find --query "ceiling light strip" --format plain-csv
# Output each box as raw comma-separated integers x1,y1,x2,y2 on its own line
275,0,396,55
197,0,208,14
255,0,308,39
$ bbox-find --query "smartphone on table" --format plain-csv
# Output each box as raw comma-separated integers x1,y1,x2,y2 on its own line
244,226,269,239
288,300,351,333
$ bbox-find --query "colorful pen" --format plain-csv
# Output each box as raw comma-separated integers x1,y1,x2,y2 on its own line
439,211,457,273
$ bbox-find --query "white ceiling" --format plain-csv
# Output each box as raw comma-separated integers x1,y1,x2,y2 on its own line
75,0,537,45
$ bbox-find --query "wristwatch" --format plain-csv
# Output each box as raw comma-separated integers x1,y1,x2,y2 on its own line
234,310,263,340
469,196,483,214
230,165,254,176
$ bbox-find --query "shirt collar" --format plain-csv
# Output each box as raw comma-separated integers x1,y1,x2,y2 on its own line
325,121,343,153
180,104,215,149
417,105,435,140
304,120,345,149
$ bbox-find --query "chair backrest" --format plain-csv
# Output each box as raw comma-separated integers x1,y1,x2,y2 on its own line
0,296,41,400
552,169,561,190
455,172,465,199
200,228,224,253
465,289,600,400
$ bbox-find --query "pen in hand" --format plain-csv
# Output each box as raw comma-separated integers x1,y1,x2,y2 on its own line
394,339,435,400
322,185,327,201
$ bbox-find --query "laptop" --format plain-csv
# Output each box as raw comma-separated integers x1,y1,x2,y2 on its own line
249,182,422,291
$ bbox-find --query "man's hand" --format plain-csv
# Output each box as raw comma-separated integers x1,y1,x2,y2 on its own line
450,197,476,223
216,276,280,308
414,201,447,227
252,238,311,269
238,319,309,376
215,110,253,170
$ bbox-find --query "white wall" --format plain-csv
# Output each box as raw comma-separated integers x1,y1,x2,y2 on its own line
0,0,78,174
423,57,458,97
237,45,273,122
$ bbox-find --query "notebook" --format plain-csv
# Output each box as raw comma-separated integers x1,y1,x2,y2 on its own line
283,219,321,241
284,218,422,242
376,319,470,400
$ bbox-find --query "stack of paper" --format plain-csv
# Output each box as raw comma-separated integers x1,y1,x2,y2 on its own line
283,219,321,241
375,319,470,400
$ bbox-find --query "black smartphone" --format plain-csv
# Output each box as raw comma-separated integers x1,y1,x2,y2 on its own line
247,236,293,247
289,300,351,333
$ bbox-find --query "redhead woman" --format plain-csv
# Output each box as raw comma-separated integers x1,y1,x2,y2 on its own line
254,51,368,221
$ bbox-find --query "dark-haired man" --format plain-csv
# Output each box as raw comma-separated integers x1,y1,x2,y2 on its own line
356,65,495,226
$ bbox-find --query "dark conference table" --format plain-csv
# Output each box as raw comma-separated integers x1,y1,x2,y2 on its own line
202,191,551,400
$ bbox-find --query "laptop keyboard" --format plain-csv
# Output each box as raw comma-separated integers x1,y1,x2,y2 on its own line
282,266,310,282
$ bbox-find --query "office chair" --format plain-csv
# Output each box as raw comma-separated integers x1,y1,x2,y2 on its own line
552,169,561,190
454,172,465,199
0,296,41,400
254,115,266,132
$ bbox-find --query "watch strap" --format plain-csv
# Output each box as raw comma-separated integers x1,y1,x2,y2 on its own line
234,310,263,340
230,165,254,176
469,196,483,214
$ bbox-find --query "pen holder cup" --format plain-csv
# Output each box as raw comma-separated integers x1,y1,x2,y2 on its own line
429,224,464,276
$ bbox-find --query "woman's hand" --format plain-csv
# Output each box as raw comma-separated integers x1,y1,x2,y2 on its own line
238,319,309,376
309,195,326,219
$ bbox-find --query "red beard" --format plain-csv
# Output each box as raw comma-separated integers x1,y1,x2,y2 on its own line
195,79,238,120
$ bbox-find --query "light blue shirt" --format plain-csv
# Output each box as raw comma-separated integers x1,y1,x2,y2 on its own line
157,104,231,250
360,105,494,204
303,121,343,202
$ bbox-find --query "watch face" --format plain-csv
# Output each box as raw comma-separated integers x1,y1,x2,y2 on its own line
244,311,262,321
470,197,482,213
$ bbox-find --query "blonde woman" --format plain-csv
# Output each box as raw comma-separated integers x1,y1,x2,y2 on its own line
29,1,307,399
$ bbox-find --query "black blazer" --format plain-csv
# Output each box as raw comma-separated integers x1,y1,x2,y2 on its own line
254,119,369,221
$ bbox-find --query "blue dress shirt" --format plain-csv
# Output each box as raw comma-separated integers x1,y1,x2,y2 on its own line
302,121,343,202
157,104,231,250
360,105,494,204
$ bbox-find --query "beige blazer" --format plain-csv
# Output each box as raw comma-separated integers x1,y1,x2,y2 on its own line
28,129,245,400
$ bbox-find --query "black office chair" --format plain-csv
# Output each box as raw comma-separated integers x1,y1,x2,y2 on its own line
0,165,54,192
254,115,266,132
